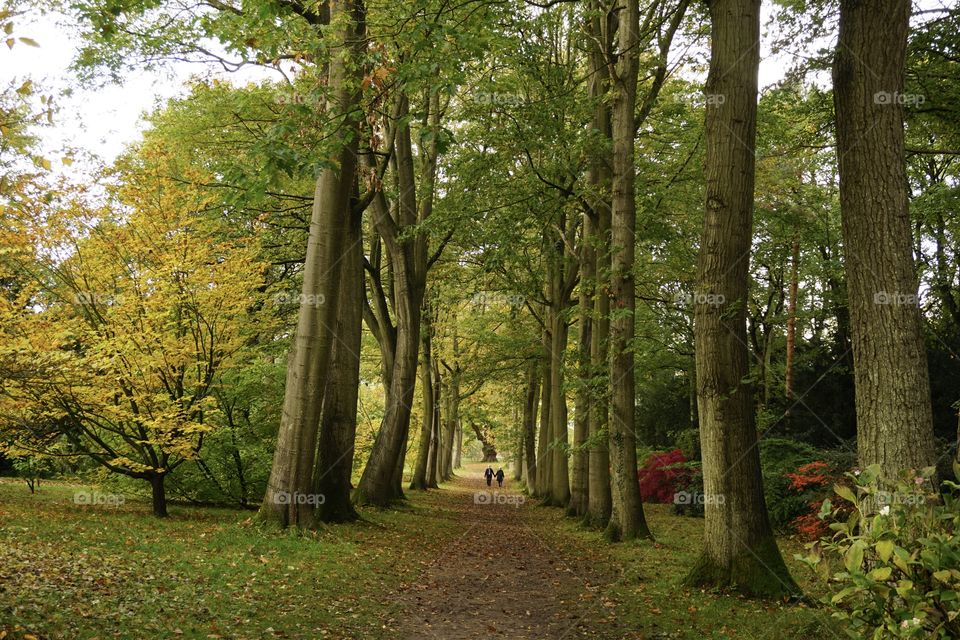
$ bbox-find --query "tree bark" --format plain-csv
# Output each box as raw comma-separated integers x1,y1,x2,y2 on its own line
427,364,442,488
410,304,436,491
833,0,936,477
606,0,650,542
313,203,363,523
549,307,571,506
535,323,553,499
684,0,798,597
355,92,429,506
784,238,799,403
260,0,364,526
585,1,614,528
522,362,540,491
150,473,168,518
441,370,459,480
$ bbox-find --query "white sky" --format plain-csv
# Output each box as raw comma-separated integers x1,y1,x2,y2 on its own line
1,6,797,170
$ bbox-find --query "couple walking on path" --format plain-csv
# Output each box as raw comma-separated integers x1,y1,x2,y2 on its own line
484,466,505,488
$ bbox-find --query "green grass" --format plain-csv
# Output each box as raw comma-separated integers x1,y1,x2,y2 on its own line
532,501,842,639
1,477,842,639
0,478,462,640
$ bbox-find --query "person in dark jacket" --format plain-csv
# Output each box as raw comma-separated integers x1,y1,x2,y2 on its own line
495,468,505,488
484,466,494,487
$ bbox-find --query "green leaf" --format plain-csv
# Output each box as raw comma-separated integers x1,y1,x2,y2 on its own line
18,37,39,47
867,566,892,581
845,542,865,573
876,539,895,563
835,483,857,505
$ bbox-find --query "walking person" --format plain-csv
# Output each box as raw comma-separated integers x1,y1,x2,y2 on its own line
495,468,505,488
484,466,494,487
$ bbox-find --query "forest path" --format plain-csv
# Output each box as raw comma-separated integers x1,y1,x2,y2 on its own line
383,464,631,639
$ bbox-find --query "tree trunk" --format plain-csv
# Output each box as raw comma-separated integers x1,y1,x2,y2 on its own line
427,366,441,488
549,308,571,506
784,238,799,403
410,310,436,491
535,323,553,499
454,421,462,469
313,203,363,523
684,0,798,597
833,0,935,477
441,364,460,480
260,0,364,526
585,1,614,528
356,93,428,507
522,362,540,491
150,473,168,518
606,0,650,542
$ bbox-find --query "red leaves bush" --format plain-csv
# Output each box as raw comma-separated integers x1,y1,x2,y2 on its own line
785,461,836,540
637,449,692,503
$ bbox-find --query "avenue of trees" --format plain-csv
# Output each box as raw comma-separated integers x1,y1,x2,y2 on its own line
2,0,959,607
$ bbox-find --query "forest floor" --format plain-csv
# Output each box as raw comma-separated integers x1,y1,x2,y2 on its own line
0,466,839,639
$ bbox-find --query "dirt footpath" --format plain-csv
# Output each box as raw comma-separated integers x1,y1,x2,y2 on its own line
386,468,632,639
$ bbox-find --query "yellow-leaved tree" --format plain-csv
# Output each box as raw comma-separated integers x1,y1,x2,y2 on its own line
0,147,265,516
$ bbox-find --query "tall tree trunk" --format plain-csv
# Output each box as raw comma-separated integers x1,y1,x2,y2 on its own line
585,1,614,528
260,0,364,526
428,365,442,488
523,362,540,491
356,93,429,507
441,367,459,480
535,323,553,499
606,0,650,542
410,307,436,491
314,203,363,523
833,0,935,477
454,421,462,469
549,308,571,506
784,238,799,403
684,0,798,597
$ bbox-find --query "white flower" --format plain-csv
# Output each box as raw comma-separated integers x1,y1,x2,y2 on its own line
880,505,891,516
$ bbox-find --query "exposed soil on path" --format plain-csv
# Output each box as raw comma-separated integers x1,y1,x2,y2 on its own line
384,466,632,639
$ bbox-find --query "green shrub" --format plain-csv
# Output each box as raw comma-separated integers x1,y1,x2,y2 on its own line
799,464,960,638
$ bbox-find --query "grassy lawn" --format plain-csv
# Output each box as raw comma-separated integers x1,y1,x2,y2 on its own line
1,476,841,639
0,478,462,640
533,502,841,639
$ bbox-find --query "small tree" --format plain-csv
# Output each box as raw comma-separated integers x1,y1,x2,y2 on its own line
0,151,263,516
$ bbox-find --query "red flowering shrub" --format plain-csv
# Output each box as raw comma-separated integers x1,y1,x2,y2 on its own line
637,449,691,503
792,501,832,540
786,461,830,491
784,460,848,541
